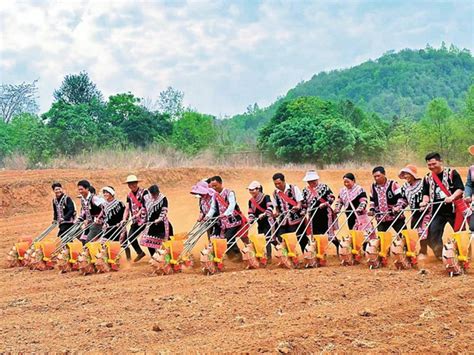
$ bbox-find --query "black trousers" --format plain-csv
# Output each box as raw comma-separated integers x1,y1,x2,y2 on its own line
428,212,455,258
310,212,340,252
124,223,155,259
57,223,74,238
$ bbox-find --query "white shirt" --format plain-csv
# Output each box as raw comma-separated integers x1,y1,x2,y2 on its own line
276,183,303,202
206,190,236,218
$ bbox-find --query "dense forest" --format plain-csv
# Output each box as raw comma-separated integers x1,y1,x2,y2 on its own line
225,44,474,147
1,44,473,168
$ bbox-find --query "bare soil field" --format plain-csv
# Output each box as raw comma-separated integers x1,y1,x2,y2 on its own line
0,167,472,353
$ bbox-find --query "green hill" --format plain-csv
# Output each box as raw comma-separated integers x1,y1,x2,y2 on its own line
224,44,474,146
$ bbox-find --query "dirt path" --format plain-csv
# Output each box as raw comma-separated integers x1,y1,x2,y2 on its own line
0,167,472,352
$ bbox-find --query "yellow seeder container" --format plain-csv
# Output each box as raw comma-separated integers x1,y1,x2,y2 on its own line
281,233,298,257
211,238,227,263
402,230,419,257
85,242,103,264
349,230,365,254
453,231,470,262
377,231,393,258
313,234,328,259
249,234,266,258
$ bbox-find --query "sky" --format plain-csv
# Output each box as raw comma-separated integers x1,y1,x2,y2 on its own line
0,0,473,117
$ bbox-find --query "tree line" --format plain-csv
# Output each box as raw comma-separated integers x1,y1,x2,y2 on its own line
1,45,473,168
0,72,217,166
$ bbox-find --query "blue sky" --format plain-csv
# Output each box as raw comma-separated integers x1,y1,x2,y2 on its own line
0,0,473,117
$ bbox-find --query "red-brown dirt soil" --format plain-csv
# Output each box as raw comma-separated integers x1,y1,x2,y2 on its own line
0,167,472,353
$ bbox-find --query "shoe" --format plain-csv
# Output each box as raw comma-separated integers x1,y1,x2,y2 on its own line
417,253,427,261
134,252,146,262
125,249,132,261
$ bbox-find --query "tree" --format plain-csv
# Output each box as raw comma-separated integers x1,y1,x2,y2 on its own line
42,101,101,155
259,97,363,164
418,99,453,157
54,71,103,105
0,121,12,162
157,86,184,120
387,117,417,163
172,112,217,155
0,80,39,123
106,93,173,147
9,113,55,165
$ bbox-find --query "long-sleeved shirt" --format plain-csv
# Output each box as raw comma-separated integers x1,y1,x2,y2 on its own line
79,192,105,222
370,179,405,222
52,194,76,224
206,190,236,218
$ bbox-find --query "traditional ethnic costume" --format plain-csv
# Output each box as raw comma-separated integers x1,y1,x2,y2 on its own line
422,168,466,257
273,183,305,249
102,198,126,242
191,181,220,238
370,179,405,233
141,193,174,255
125,187,149,259
206,188,246,255
335,184,373,237
78,192,104,243
248,190,274,255
398,166,431,255
52,193,76,237
302,182,339,250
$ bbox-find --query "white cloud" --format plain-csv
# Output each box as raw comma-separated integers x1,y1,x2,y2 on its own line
0,0,472,116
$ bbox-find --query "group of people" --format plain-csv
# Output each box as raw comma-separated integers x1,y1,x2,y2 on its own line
51,149,474,262
51,175,173,262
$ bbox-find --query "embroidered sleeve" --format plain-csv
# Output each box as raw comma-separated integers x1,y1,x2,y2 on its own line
78,201,86,221
52,200,57,221
248,200,255,222
159,197,169,219
392,181,405,207
265,195,273,216
358,192,368,211
64,197,76,221
324,185,335,205
369,185,376,211
273,192,281,213
301,188,309,210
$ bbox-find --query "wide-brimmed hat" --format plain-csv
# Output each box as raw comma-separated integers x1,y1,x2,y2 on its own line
102,186,115,196
303,170,320,182
247,181,262,190
190,181,213,195
469,145,474,156
124,175,141,184
398,165,418,179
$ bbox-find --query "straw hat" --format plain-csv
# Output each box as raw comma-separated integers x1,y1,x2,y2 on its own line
247,181,262,190
398,165,418,179
469,145,474,156
190,181,213,195
124,175,141,184
302,170,320,182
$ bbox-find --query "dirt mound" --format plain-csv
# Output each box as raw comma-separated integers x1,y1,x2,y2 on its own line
0,167,472,352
